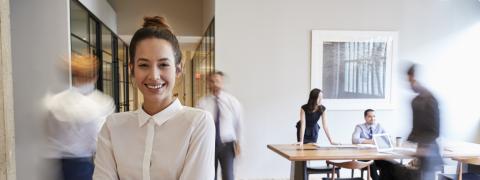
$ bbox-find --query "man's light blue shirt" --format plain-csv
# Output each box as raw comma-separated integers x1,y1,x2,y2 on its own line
352,123,386,144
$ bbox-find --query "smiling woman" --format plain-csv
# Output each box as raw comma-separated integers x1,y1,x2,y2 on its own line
93,16,215,180
132,38,178,114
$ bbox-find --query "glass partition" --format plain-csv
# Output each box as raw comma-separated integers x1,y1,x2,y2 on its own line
69,0,131,112
192,19,215,105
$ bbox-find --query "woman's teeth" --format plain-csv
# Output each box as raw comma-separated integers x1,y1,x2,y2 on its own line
146,84,163,89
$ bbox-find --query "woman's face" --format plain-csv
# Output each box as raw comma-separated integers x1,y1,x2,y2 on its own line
317,92,323,104
131,38,179,104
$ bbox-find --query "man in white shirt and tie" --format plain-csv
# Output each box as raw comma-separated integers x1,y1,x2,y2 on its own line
197,71,243,180
352,109,386,180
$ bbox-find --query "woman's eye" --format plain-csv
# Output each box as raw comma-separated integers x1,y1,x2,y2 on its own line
138,64,149,68
159,63,170,68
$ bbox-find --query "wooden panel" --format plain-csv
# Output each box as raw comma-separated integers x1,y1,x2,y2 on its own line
0,0,16,179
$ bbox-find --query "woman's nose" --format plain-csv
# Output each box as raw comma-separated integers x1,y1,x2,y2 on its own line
148,67,161,80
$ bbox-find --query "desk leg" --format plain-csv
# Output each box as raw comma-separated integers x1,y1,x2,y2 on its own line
290,161,306,180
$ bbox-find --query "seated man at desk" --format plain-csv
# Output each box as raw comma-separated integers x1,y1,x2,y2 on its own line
352,109,386,180
352,109,386,144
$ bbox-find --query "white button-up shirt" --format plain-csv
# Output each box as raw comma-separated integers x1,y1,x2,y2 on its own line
352,122,386,144
44,86,115,158
196,91,243,144
93,99,215,180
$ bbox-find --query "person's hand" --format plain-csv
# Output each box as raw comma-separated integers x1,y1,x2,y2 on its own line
363,139,375,144
296,142,304,147
330,142,342,145
234,142,241,156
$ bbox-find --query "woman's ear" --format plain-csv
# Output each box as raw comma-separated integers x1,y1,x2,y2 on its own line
128,63,134,75
175,64,182,77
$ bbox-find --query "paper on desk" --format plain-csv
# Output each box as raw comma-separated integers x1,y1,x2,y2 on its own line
357,144,376,148
314,144,359,148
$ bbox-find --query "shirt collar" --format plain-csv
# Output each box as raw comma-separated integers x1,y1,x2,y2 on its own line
137,99,183,127
214,90,228,101
364,123,377,129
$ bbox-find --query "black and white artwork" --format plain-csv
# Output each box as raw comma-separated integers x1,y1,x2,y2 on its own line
311,31,398,110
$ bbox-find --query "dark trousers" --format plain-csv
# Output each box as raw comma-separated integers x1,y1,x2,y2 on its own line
375,160,421,180
215,142,235,180
60,157,94,180
357,160,379,180
370,161,380,180
418,143,443,180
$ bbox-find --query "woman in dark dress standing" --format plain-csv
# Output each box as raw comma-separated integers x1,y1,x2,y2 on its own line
297,88,338,145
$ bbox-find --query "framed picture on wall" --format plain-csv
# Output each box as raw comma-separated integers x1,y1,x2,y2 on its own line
311,30,398,110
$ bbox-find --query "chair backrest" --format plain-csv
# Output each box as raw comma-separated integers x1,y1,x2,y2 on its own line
326,160,374,180
327,160,374,169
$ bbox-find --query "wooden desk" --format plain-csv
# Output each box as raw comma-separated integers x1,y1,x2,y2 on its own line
268,142,480,180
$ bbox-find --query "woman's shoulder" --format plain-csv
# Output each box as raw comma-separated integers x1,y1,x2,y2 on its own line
104,111,137,126
179,107,214,128
319,105,326,112
182,106,209,115
301,104,308,110
180,107,213,121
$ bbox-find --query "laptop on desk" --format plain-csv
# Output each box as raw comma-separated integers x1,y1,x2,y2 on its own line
373,134,416,155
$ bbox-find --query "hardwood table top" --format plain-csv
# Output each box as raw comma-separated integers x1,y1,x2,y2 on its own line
268,141,480,161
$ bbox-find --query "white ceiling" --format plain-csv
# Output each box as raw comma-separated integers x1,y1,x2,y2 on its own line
108,0,205,37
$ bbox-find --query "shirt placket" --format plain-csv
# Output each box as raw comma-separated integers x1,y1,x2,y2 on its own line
142,118,155,180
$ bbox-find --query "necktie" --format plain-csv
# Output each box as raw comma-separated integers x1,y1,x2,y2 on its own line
368,126,373,139
215,97,222,145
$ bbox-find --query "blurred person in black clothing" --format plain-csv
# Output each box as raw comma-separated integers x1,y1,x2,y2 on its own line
406,63,442,180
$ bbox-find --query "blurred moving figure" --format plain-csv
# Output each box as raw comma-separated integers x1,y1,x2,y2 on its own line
406,64,443,180
197,71,243,180
349,64,443,180
45,55,115,180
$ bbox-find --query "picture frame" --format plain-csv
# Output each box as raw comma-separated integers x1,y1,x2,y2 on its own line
311,30,398,110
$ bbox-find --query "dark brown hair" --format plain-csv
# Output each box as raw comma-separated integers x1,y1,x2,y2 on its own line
129,16,182,74
364,109,375,117
211,70,224,77
305,88,322,112
407,63,416,76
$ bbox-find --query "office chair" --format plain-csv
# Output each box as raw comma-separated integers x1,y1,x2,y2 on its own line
322,160,374,180
307,161,340,179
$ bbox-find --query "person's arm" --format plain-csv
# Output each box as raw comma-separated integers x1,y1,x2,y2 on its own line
424,97,440,141
321,111,339,145
179,112,215,180
352,125,364,144
299,108,306,144
233,98,243,156
379,124,387,134
93,117,119,180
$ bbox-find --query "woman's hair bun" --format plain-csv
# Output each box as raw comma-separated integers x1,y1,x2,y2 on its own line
143,16,171,31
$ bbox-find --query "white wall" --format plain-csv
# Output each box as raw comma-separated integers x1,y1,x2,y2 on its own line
216,0,480,179
10,0,70,179
79,0,117,33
